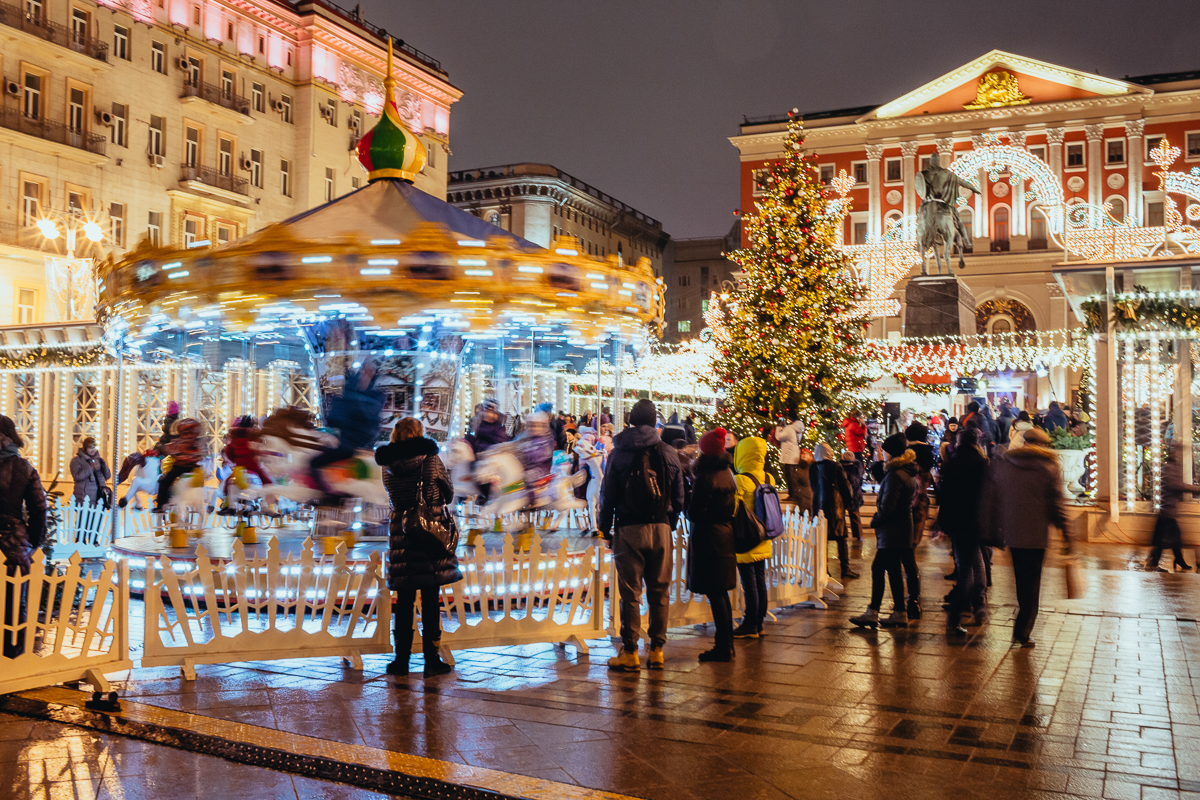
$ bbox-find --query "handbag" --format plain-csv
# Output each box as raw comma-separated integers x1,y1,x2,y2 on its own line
732,499,766,555
402,458,458,555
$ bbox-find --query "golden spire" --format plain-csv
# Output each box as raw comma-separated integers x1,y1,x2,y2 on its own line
383,36,395,107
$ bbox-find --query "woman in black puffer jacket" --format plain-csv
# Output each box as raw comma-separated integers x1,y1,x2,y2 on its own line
686,428,738,662
376,417,461,677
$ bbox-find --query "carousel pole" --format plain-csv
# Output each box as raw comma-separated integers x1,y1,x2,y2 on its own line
109,336,124,543
596,340,603,426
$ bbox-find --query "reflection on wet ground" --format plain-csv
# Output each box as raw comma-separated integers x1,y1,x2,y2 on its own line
4,539,1200,799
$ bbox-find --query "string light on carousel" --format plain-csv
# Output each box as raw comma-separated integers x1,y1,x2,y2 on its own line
97,39,664,580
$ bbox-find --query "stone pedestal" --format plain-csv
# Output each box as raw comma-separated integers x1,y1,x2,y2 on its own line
903,276,975,338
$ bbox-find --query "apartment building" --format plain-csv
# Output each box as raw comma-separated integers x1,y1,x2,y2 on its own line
0,0,460,324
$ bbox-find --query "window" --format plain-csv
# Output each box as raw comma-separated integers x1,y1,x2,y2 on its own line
68,87,86,133
185,126,200,166
919,155,932,172
819,164,834,185
1146,135,1163,161
1148,201,1164,227
1108,197,1125,222
249,149,262,187
1066,142,1085,168
701,299,709,314
351,176,360,190
677,275,690,287
221,70,234,99
113,25,128,59
21,180,42,227
186,56,201,87
324,167,334,201
183,215,202,246
218,137,233,174
677,321,691,333
351,109,363,135
71,9,88,45
149,115,164,156
1106,139,1125,165
853,221,868,245
191,4,200,25
885,158,902,183
251,82,263,113
257,34,265,55
427,141,436,168
111,103,127,147
23,72,41,120
216,222,234,245
1029,145,1046,162
1029,215,1047,249
280,159,291,196
852,161,867,184
67,188,86,214
674,297,687,309
992,206,1010,249
151,42,166,74
16,289,37,325
286,49,292,67
324,99,337,126
147,211,161,246
1188,132,1200,160
700,266,709,285
109,202,124,246
25,0,42,22
226,21,234,41
279,94,291,123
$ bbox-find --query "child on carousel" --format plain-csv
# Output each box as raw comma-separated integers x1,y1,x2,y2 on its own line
221,415,271,507
154,417,206,512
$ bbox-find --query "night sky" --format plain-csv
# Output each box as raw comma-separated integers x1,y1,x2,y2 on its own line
361,0,1197,239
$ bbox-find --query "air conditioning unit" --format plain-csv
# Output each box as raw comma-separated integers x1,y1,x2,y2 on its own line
319,104,333,121
95,108,114,126
239,155,252,171
177,57,190,71
269,96,281,111
149,153,165,168
348,134,361,153
4,79,19,96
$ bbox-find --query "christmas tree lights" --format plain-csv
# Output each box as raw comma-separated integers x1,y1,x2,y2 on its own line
706,114,870,446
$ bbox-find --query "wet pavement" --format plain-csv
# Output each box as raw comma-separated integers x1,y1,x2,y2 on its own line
4,537,1200,800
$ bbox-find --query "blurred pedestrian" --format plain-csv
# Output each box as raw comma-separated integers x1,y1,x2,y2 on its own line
983,427,1068,647
840,450,865,543
1147,443,1197,572
810,443,857,579
937,427,989,635
0,415,47,658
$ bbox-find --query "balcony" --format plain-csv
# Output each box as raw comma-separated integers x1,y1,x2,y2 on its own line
181,164,249,197
0,107,106,156
181,80,250,116
0,2,108,62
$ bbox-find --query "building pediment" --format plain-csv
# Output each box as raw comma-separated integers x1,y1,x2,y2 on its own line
863,50,1152,121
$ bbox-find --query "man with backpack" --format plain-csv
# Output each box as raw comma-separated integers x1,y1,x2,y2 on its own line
598,399,685,671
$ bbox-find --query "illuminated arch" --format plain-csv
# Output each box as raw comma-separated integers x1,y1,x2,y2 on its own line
950,142,1066,234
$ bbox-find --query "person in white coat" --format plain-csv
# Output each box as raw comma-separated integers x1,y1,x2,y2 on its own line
774,419,810,514
1008,411,1034,450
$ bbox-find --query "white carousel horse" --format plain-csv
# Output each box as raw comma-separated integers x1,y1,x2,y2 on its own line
120,455,160,510
474,443,528,527
257,408,389,507
163,466,210,533
446,438,478,501
573,440,605,533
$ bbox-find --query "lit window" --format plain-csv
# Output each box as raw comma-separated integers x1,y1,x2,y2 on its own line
677,321,691,333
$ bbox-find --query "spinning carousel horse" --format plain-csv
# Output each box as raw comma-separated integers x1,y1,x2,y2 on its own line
118,454,160,510
573,439,605,534
258,407,389,507
446,438,478,502
473,443,529,529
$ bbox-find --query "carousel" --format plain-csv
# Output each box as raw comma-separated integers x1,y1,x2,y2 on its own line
97,41,664,581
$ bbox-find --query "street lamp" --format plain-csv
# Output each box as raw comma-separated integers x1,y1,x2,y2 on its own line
36,208,108,322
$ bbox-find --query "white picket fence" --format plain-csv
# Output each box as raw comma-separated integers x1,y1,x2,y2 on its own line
142,538,392,680
3,509,834,691
0,552,131,695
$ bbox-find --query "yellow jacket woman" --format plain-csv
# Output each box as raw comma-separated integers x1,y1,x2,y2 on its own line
732,437,773,638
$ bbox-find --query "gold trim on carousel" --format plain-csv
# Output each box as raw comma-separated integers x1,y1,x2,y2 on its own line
369,168,417,182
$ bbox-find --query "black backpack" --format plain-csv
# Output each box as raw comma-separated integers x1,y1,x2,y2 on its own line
623,445,670,521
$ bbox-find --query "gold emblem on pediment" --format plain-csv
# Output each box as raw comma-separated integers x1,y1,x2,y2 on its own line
964,70,1032,110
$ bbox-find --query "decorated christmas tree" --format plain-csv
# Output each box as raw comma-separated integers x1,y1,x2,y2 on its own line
706,112,870,448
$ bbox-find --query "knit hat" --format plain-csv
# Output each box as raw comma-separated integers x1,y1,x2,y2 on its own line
629,398,657,427
535,402,554,413
814,442,835,462
882,432,908,457
699,428,727,457
167,401,180,415
840,450,855,462
1023,427,1051,446
905,421,928,442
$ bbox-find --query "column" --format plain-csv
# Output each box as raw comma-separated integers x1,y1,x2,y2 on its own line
1046,127,1065,185
900,141,919,221
865,144,884,240
1086,124,1104,224
1125,119,1145,225
970,135,988,246
1182,266,1194,494
1098,265,1120,521
1009,131,1027,243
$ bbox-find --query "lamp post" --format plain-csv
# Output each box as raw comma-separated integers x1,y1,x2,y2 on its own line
35,208,107,322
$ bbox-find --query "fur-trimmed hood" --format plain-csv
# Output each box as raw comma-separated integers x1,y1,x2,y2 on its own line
886,449,916,470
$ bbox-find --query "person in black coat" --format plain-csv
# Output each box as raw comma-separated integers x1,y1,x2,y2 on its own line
376,417,461,677
840,450,865,543
686,429,738,662
903,422,934,619
810,443,858,579
850,433,917,630
936,427,989,635
0,415,47,658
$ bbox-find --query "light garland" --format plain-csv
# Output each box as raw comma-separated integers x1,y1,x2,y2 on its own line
1124,337,1136,510
868,329,1089,377
1149,335,1162,510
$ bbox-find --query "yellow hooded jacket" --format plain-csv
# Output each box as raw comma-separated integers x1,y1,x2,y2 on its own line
734,437,773,563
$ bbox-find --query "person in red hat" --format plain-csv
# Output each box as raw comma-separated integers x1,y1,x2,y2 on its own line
685,428,739,661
